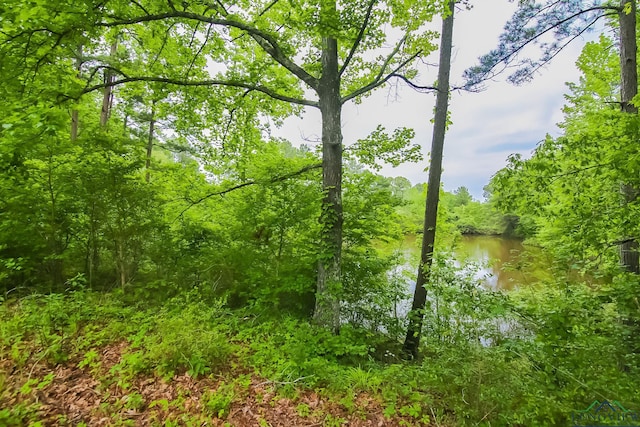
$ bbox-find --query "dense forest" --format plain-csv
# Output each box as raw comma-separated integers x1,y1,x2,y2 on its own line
1,0,640,426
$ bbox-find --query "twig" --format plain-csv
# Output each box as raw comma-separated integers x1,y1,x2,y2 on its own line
255,375,314,387
27,346,52,383
430,406,441,427
478,404,499,423
174,162,321,221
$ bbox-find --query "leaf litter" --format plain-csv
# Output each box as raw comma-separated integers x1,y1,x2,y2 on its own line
1,342,433,426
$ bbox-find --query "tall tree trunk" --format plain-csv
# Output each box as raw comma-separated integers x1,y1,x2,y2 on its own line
71,45,82,141
403,1,455,358
619,0,639,273
100,41,118,127
145,102,156,183
313,33,343,332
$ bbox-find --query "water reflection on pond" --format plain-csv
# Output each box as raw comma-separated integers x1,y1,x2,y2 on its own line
455,235,552,290
399,234,553,291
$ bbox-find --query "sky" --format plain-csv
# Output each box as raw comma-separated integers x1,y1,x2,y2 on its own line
273,0,607,200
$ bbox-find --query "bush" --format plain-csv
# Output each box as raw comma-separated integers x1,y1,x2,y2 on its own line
146,303,234,378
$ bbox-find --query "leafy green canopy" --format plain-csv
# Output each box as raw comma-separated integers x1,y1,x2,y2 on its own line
0,0,446,105
488,33,640,271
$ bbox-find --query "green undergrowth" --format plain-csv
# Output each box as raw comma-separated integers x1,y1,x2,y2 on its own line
1,281,639,426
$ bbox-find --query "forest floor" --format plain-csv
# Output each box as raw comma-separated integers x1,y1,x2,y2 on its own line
3,280,640,426
0,291,448,426
1,340,426,426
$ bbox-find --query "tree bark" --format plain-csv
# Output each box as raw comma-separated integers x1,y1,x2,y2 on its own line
313,34,343,332
71,45,82,141
619,0,639,273
46,151,63,288
71,110,80,141
116,237,127,288
100,41,118,127
145,102,156,183
403,1,455,358
85,200,99,289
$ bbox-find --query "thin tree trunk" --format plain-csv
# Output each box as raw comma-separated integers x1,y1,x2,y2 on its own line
99,39,127,286
71,45,82,141
71,111,79,141
100,41,118,127
619,0,639,273
87,201,99,289
313,33,343,332
46,151,63,287
403,1,455,358
116,237,127,288
145,102,156,183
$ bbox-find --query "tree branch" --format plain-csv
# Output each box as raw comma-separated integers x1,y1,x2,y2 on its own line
214,0,229,16
79,74,319,107
374,35,407,82
338,0,377,77
130,0,151,15
389,73,437,92
186,23,213,77
520,0,565,29
245,33,319,91
548,161,615,184
150,22,177,69
341,49,421,103
175,162,321,219
505,5,618,64
257,0,281,17
522,15,602,82
99,11,320,91
221,89,252,147
464,4,619,89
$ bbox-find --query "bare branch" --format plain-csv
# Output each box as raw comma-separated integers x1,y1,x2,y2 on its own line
338,0,377,77
130,0,151,15
374,35,407,82
0,27,64,43
150,22,177,68
341,50,421,104
255,375,315,387
187,22,202,50
79,74,319,107
33,30,69,77
389,73,437,92
221,89,252,147
175,162,321,219
258,0,281,17
214,0,229,15
186,23,213,77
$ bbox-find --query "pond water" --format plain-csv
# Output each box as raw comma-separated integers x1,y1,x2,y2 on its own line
399,234,553,291
454,235,553,290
